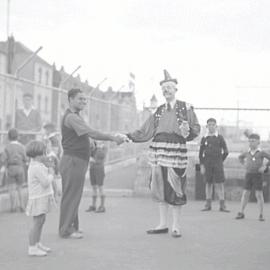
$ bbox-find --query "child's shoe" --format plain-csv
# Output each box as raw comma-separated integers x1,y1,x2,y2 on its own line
37,242,51,252
259,214,265,222
171,229,182,238
201,199,211,211
235,212,245,219
219,207,230,213
28,246,47,256
201,206,211,211
95,206,105,213
219,200,230,212
85,206,96,212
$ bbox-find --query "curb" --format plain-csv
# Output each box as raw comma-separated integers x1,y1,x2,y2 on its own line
0,158,137,213
83,188,134,197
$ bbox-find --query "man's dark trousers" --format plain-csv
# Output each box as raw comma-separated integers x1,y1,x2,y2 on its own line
59,155,88,237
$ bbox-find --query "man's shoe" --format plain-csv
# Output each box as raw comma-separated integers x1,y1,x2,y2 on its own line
37,242,51,252
68,232,83,239
28,246,47,257
146,228,169,234
235,212,245,219
95,206,105,213
220,208,230,213
85,206,96,212
259,214,265,222
171,229,182,238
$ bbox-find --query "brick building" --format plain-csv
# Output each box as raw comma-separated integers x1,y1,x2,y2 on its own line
0,36,139,133
0,36,53,127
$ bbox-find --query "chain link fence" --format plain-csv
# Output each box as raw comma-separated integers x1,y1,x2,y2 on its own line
0,72,144,188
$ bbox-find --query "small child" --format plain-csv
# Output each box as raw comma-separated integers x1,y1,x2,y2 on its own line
86,141,107,213
44,139,60,198
199,118,229,212
25,140,56,256
236,133,270,221
1,128,27,212
43,123,62,159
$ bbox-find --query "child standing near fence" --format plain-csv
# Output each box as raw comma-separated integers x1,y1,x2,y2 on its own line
25,140,56,256
236,133,270,221
199,118,230,212
86,141,107,213
1,128,27,212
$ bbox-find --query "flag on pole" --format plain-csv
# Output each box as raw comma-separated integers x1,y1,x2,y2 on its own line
128,72,135,92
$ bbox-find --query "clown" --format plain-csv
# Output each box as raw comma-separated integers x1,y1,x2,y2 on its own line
127,70,200,237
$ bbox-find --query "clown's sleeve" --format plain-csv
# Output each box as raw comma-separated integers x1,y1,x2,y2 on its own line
127,114,156,143
186,103,201,141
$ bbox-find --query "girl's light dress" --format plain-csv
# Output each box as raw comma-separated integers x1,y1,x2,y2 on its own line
26,160,56,216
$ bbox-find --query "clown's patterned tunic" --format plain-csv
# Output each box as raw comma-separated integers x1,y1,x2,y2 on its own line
128,100,200,205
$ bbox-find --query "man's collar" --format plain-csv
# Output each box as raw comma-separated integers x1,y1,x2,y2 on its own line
23,105,34,110
22,106,34,115
69,107,80,114
205,130,218,137
165,99,176,110
249,148,261,154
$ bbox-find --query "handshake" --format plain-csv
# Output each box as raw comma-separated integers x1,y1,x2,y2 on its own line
112,133,131,145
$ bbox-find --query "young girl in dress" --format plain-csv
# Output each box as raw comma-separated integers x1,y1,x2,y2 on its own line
25,140,56,256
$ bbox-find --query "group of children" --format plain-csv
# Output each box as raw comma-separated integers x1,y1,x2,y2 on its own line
1,117,269,257
0,126,107,256
199,118,270,222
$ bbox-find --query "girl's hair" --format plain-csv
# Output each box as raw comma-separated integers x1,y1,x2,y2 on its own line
8,128,18,141
26,140,46,158
248,133,260,141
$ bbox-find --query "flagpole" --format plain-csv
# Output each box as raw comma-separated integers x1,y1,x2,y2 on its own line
7,0,10,38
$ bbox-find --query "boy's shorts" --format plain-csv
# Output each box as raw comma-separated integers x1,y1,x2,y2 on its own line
244,173,263,191
204,162,225,184
90,164,105,186
6,165,25,185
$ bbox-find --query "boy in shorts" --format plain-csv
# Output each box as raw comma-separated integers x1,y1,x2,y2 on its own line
86,141,107,213
199,118,229,212
1,128,27,212
236,133,270,221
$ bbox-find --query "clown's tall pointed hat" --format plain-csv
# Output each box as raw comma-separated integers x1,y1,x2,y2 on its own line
159,69,178,86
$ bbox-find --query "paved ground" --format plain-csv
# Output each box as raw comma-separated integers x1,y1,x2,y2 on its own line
0,197,270,270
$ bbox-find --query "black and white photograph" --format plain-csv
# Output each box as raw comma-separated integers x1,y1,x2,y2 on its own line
0,1,270,269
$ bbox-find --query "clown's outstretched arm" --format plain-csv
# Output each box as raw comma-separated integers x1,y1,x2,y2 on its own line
127,114,156,143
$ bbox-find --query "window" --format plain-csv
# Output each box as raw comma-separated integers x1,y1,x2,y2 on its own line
45,71,49,86
37,94,41,111
45,96,48,113
38,67,42,84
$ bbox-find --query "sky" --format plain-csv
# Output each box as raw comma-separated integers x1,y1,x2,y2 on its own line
1,0,270,131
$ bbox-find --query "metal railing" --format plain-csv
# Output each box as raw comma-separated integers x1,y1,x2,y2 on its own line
0,71,141,188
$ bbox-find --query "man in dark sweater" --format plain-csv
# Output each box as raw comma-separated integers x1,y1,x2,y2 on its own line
59,88,124,239
199,118,229,212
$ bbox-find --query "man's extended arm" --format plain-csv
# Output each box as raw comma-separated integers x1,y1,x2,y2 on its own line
66,113,123,144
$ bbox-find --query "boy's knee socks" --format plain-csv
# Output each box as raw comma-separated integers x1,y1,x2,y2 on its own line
205,198,212,207
100,195,105,207
92,195,97,207
220,199,225,208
